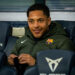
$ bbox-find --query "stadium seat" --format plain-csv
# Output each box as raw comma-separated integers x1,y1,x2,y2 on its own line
56,21,75,41
24,66,39,75
4,36,18,56
0,66,17,75
0,51,7,68
0,22,11,51
37,49,75,75
72,26,75,44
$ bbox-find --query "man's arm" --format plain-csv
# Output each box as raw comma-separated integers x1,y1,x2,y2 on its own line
8,39,19,65
57,38,75,51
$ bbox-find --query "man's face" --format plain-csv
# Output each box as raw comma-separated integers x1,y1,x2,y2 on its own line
28,10,51,38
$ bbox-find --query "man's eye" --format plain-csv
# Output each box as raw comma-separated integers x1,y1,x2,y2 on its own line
29,20,34,23
38,19,44,22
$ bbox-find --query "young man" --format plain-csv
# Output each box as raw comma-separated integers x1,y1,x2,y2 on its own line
8,4,75,74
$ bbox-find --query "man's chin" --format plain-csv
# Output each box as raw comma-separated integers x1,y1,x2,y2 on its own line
33,35,42,38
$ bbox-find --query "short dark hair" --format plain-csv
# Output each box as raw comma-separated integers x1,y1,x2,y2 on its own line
27,4,50,17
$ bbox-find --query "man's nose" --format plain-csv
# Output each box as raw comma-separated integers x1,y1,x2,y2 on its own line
34,21,39,28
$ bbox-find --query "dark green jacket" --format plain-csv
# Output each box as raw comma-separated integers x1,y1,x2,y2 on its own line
11,22,75,58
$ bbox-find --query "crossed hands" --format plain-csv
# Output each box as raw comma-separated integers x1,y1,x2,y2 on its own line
8,54,36,66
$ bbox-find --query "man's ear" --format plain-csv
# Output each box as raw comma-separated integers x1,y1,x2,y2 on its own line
48,17,51,26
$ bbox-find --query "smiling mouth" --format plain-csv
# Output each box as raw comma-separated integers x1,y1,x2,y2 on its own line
33,30,41,34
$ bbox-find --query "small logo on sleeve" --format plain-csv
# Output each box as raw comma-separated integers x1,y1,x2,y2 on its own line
21,39,27,44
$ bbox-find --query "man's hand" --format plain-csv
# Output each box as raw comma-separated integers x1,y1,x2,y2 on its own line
18,54,36,66
8,54,18,65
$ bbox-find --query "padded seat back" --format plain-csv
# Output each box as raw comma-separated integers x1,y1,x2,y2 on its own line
56,21,75,41
0,51,7,68
0,22,10,51
72,26,75,44
37,50,75,75
4,36,18,56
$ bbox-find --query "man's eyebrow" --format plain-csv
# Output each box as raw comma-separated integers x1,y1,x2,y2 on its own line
28,19,34,20
38,18,44,20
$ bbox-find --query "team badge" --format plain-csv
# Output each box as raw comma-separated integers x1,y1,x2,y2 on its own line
46,39,53,44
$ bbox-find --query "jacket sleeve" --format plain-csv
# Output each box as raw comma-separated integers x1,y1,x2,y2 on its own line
11,38,22,55
11,45,18,55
